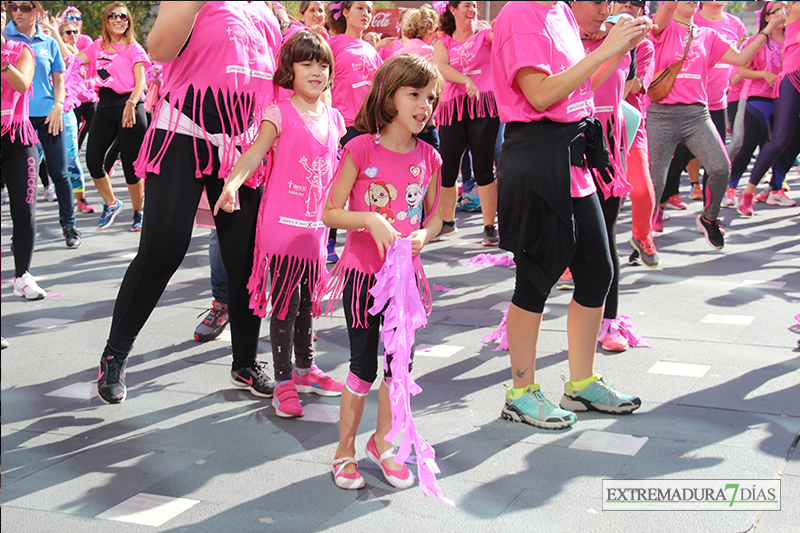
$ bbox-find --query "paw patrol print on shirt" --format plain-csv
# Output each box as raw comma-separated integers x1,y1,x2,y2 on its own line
396,183,424,225
365,181,398,223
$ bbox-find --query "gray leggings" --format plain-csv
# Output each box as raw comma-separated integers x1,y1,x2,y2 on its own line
647,103,730,221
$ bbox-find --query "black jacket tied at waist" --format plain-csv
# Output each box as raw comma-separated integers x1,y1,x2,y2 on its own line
497,117,612,295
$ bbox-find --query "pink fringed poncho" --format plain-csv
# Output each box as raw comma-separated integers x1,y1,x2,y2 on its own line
247,99,345,319
134,1,281,185
1,41,37,145
319,134,442,327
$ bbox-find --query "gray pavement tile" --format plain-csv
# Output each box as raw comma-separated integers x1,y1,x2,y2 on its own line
0,506,156,533
752,472,798,531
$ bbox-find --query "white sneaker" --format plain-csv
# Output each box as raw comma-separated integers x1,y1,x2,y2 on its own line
13,272,47,300
766,188,796,207
43,185,57,202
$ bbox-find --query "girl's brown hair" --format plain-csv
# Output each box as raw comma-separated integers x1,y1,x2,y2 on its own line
101,2,136,49
325,0,355,36
438,1,462,37
404,7,438,40
274,29,335,90
354,53,444,134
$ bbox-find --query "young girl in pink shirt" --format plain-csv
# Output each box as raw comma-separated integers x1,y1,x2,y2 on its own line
214,31,346,419
320,55,443,490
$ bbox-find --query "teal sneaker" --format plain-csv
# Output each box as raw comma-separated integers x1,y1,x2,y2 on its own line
501,384,576,429
560,374,641,414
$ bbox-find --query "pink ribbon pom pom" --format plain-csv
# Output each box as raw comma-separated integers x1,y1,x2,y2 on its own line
368,239,454,506
62,56,96,112
462,253,515,267
432,1,449,15
599,316,652,349
482,310,508,351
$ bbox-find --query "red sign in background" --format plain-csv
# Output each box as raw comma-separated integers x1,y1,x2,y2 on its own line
367,8,400,37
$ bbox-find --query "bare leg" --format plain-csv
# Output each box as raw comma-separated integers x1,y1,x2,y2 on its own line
477,182,497,228
441,185,457,222
335,387,367,475
687,158,701,186
127,180,144,212
566,298,603,382
506,302,543,389
373,381,404,470
92,175,117,206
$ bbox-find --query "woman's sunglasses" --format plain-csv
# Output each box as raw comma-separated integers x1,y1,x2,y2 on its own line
9,4,35,13
62,29,78,36
66,14,81,22
614,1,646,7
108,12,129,21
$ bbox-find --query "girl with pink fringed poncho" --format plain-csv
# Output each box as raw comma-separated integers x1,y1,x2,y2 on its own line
320,55,443,492
215,31,346,420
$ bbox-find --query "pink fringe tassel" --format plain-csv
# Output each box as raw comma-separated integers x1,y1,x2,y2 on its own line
461,253,515,267
482,310,508,351
368,239,454,506
599,316,652,349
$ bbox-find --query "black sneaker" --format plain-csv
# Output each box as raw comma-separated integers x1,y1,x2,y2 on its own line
430,220,457,242
696,215,724,250
230,361,276,398
482,225,498,246
63,226,82,249
97,355,127,404
194,301,229,342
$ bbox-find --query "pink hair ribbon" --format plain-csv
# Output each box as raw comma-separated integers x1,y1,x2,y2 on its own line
368,239,454,506
432,1,449,15
329,1,343,20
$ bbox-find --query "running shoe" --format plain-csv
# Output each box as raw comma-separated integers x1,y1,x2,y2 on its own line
273,380,303,418
230,361,276,398
97,354,127,404
696,215,725,250
430,220,457,242
332,456,365,490
13,272,47,300
736,192,754,217
97,199,124,229
43,184,57,202
754,188,770,203
482,225,498,246
666,194,687,210
501,383,577,429
366,433,415,489
766,188,796,207
560,374,641,414
721,187,737,208
63,226,82,249
557,267,574,290
601,331,629,352
690,184,703,200
293,365,343,396
131,210,143,232
1,337,8,349
76,199,96,213
652,206,664,233
326,238,339,264
194,300,229,342
630,236,659,268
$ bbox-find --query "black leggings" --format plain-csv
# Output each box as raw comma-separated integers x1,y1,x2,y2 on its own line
748,76,800,188
512,192,613,314
661,108,726,202
74,101,96,150
343,275,413,383
102,131,263,369
269,262,314,382
599,194,621,320
1,133,38,277
85,100,147,184
439,114,500,188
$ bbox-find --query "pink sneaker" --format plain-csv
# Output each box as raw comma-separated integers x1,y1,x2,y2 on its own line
272,380,303,418
721,187,736,208
766,188,796,207
332,456,365,490
366,434,415,489
652,206,664,233
754,188,770,203
293,365,343,396
666,194,687,210
601,331,630,352
737,192,754,217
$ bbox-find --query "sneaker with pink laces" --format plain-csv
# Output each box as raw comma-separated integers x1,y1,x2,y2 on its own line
652,206,664,233
737,192,754,216
721,187,736,208
754,187,770,203
272,380,303,418
766,188,796,207
557,267,574,290
666,194,687,210
293,365,343,396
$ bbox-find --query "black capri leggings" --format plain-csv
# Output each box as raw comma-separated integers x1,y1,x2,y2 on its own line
269,261,315,382
439,113,500,188
512,192,613,314
74,101,96,149
85,95,147,184
1,133,38,278
102,131,263,369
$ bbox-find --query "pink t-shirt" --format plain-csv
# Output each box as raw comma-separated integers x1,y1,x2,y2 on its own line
625,38,655,151
694,11,746,110
784,18,800,74
743,34,783,99
650,19,731,106
1,40,38,145
76,33,92,51
83,39,150,95
492,1,595,198
379,39,403,60
262,101,346,148
436,28,495,125
327,34,382,127
394,38,433,60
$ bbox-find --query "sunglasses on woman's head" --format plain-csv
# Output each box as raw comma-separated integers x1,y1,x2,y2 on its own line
66,14,81,21
62,29,77,35
9,3,35,12
108,12,128,21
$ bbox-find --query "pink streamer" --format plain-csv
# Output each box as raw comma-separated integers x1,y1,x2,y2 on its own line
795,313,800,325
431,284,451,292
461,253,515,267
599,316,652,349
368,239,454,506
482,310,508,351
432,1,449,15
62,56,96,112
